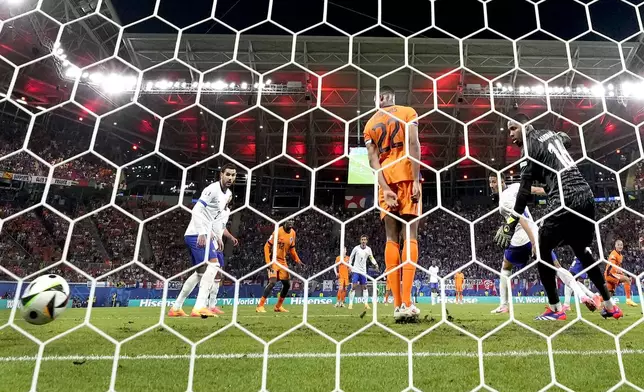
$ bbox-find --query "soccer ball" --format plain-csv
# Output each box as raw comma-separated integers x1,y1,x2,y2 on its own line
20,274,70,325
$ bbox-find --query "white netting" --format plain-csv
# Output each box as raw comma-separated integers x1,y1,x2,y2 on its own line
1,0,644,391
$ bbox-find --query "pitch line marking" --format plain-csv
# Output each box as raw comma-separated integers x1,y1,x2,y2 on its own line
1,349,643,362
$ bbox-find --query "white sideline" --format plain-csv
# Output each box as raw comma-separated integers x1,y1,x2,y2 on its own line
1,348,643,362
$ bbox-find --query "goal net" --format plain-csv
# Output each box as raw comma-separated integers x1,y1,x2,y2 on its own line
0,0,643,391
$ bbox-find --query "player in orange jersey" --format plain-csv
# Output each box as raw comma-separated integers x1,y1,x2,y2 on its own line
605,240,637,307
454,271,465,304
335,247,350,308
364,86,421,321
256,220,303,313
383,280,392,306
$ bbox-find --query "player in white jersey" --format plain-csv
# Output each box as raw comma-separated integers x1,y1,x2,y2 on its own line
488,174,599,314
168,163,237,318
428,262,439,305
206,200,239,315
348,235,379,310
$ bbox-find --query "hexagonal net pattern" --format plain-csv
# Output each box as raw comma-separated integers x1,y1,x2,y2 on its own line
2,0,644,391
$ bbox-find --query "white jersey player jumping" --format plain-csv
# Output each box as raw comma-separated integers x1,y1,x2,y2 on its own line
488,174,600,314
348,235,379,310
168,163,237,318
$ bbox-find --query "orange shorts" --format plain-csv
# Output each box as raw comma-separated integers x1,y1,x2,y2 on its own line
268,262,290,280
379,181,421,219
455,285,463,293
606,276,620,292
338,277,349,288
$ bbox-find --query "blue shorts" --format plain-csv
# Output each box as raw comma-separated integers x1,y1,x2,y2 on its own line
185,235,218,266
351,273,367,286
569,259,587,280
504,243,557,269
429,282,439,291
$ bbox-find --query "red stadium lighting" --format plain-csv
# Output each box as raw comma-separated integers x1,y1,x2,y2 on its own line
335,177,339,181
132,145,138,150
295,174,300,179
616,149,621,154
78,117,83,121
463,175,468,179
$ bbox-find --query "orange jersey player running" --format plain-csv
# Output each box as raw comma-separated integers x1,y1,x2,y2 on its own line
256,220,303,313
364,85,421,321
605,240,637,307
335,247,350,308
454,271,465,304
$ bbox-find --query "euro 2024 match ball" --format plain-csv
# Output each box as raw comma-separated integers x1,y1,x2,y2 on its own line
20,274,70,325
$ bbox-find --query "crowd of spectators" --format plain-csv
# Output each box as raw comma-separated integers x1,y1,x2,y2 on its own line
0,194,643,288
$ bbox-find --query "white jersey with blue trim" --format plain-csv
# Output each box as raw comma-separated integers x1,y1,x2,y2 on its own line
428,266,439,283
212,208,230,250
349,245,374,274
184,182,232,237
499,183,538,247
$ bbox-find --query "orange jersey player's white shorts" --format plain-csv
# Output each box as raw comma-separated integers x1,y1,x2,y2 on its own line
268,260,290,280
379,181,422,219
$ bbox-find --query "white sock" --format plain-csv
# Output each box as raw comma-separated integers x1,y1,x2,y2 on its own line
500,269,511,307
564,285,573,306
556,268,588,301
363,287,368,305
349,290,355,304
173,272,200,310
208,279,221,309
580,284,595,298
549,302,562,312
193,263,218,310
431,292,436,305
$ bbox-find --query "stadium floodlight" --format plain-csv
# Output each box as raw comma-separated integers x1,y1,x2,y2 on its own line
60,54,67,60
576,86,582,93
82,72,89,79
65,66,80,78
607,83,614,91
254,82,259,88
508,86,513,92
146,81,154,91
62,60,70,67
55,48,64,55
501,86,508,92
565,86,571,93
582,86,590,94
214,80,226,90
229,82,236,89
265,79,272,85
89,72,104,84
204,82,212,88
181,82,187,88
191,81,198,88
591,85,605,97
518,86,526,93
496,82,503,89
173,81,180,88
241,82,248,89
534,85,544,95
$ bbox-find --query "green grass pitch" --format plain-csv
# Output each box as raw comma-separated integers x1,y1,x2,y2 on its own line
1,302,644,392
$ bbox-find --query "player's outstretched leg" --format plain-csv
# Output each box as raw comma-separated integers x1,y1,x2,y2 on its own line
348,287,355,310
400,220,420,319
257,278,276,313
534,240,566,321
191,262,218,317
556,267,596,312
363,284,370,310
573,246,622,319
169,271,201,317
491,266,510,314
275,279,290,312
622,277,638,307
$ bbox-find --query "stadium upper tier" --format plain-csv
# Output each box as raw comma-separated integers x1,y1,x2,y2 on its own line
1,16,643,169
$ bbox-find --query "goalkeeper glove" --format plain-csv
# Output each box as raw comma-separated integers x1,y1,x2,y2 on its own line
494,216,519,249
